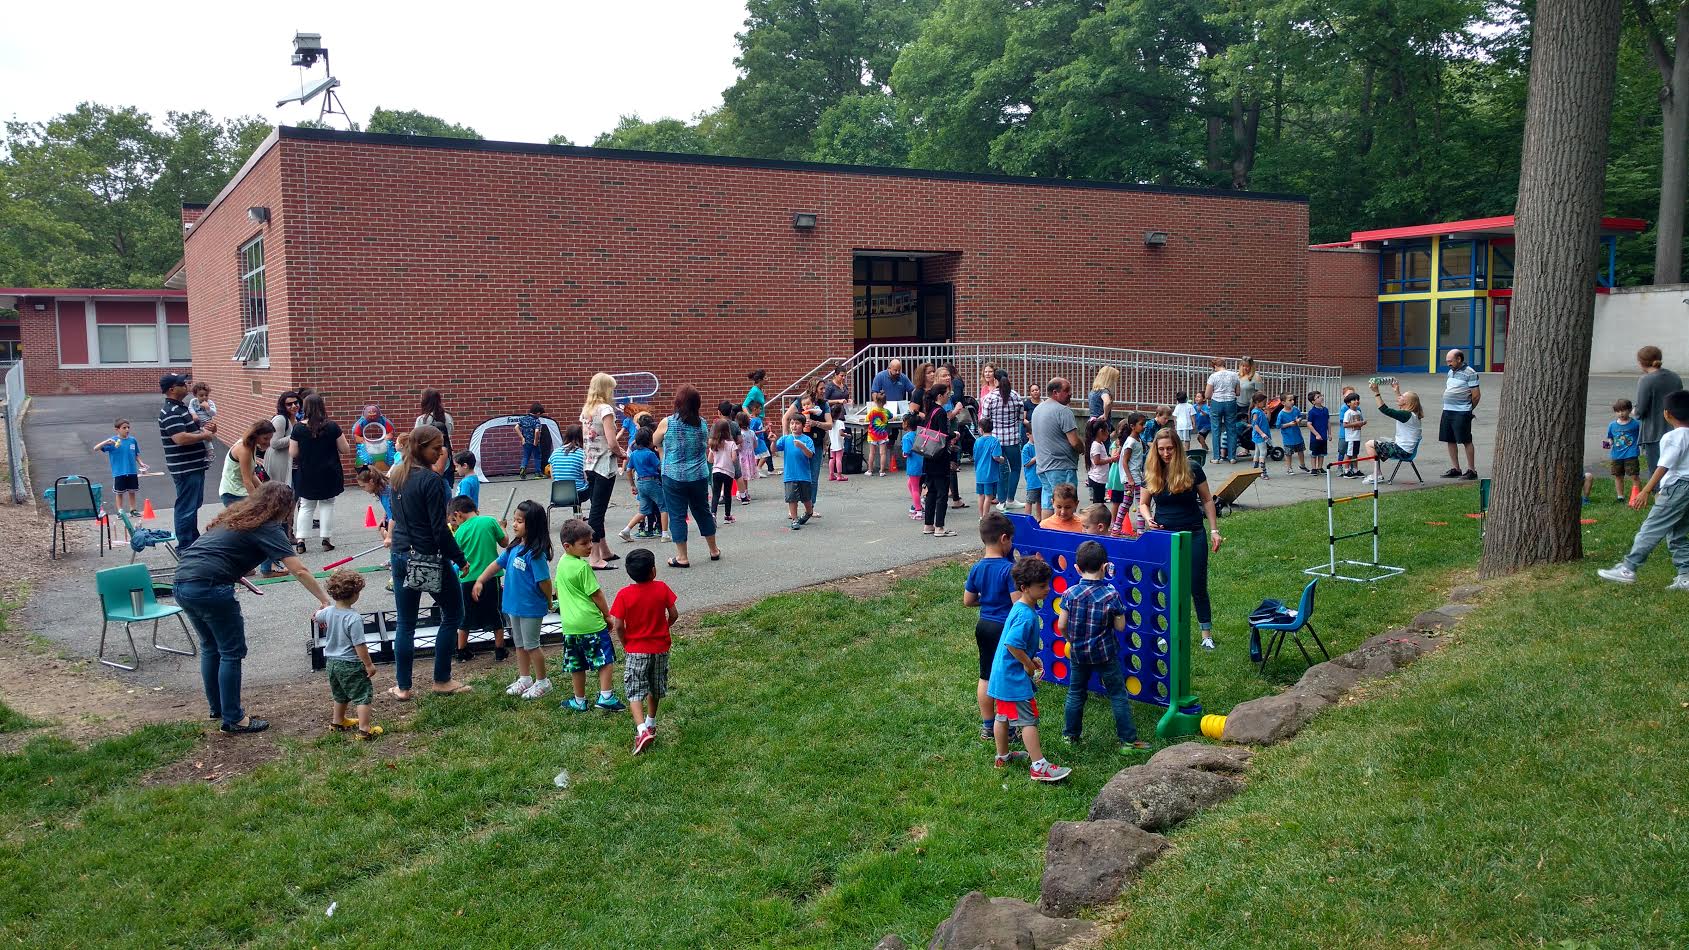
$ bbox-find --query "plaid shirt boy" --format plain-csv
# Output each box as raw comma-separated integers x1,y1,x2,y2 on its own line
1059,577,1122,665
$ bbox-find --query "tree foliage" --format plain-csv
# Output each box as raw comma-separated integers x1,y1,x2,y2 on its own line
365,108,482,140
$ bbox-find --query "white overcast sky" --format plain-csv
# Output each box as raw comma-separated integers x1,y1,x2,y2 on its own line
0,1,748,145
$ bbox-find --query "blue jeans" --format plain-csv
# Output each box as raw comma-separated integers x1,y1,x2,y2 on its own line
809,441,826,503
1041,467,1078,509
390,553,465,690
172,469,205,550
662,476,716,546
998,442,1024,502
1063,655,1138,743
174,581,247,728
521,443,545,472
1212,400,1239,460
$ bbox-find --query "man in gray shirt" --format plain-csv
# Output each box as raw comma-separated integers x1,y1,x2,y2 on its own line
1031,377,1083,509
1635,344,1684,472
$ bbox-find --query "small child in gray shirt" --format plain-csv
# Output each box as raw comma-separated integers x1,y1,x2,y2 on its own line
316,569,381,739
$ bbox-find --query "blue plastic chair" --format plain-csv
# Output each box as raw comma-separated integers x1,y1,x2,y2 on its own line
47,475,111,559
1251,578,1329,670
95,563,194,671
1386,443,1424,485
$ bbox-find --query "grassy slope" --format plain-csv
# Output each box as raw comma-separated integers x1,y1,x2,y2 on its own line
0,483,1674,947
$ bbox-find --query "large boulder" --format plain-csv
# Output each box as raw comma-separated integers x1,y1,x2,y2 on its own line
1332,629,1443,680
1435,602,1478,618
928,892,1095,950
1408,609,1461,632
1146,741,1254,774
1087,764,1245,830
1292,661,1362,703
1038,820,1169,917
1219,691,1330,745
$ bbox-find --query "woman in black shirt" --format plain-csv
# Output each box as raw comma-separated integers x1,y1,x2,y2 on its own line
1138,428,1224,650
174,483,332,734
388,423,470,699
289,394,351,552
920,368,959,537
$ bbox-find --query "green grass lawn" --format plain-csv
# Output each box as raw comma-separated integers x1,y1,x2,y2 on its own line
0,699,37,734
0,483,1673,947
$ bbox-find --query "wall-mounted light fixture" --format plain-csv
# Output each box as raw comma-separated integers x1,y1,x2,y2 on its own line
248,206,271,225
1143,230,1169,247
792,212,818,230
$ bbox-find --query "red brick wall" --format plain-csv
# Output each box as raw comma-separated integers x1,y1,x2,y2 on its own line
1307,248,1378,375
19,296,190,396
186,131,1310,446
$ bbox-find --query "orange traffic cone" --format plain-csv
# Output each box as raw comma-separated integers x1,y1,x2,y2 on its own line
365,505,379,528
141,498,156,520
1630,483,1643,506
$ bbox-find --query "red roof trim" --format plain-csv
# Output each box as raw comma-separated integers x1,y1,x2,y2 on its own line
0,288,186,298
1350,215,1648,243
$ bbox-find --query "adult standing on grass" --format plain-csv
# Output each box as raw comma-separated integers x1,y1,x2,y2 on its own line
1032,377,1083,509
655,385,721,568
158,373,215,550
264,390,298,491
1204,358,1241,462
920,373,959,537
580,373,627,569
981,370,1026,509
174,483,332,734
414,388,455,485
1439,349,1481,479
289,394,351,554
1137,428,1223,651
1634,345,1683,473
388,424,471,699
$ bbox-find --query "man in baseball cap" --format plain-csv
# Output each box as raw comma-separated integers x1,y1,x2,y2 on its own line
158,374,216,547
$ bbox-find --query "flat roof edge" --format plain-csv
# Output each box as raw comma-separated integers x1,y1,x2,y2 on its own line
276,126,1309,205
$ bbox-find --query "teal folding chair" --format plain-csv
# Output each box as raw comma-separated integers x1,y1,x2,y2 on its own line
47,475,111,559
1251,578,1329,671
95,563,195,671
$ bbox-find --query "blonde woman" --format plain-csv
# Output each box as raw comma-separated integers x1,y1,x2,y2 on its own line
1361,379,1425,485
580,372,627,569
1138,428,1223,650
1088,366,1121,422
388,424,470,699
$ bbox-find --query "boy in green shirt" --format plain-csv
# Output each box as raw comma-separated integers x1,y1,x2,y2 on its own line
449,496,509,662
554,518,626,711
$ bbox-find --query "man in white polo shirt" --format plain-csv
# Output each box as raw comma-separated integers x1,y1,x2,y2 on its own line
1440,349,1480,480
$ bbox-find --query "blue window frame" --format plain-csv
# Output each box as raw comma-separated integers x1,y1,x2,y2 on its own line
1438,240,1487,290
1379,243,1433,294
1377,299,1431,373
1490,243,1515,290
1436,298,1485,371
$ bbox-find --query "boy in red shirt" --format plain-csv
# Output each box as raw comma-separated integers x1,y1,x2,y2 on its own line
609,548,679,755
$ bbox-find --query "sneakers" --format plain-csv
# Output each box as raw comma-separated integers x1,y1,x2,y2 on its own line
1201,635,1216,650
797,513,812,526
633,727,656,756
1463,469,1479,480
1120,740,1151,754
790,519,802,531
1597,564,1637,584
505,675,534,696
993,751,1030,768
522,678,554,699
1442,468,1463,478
494,646,509,662
723,515,737,525
617,528,634,542
1668,575,1689,591
980,722,994,741
1029,760,1073,782
562,695,590,711
596,693,627,712
1363,475,1382,485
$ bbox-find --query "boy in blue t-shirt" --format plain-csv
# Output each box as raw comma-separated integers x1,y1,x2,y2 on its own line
94,418,144,515
453,451,482,506
1277,393,1306,475
1306,391,1331,475
775,419,816,530
515,403,546,478
986,556,1071,783
900,412,926,519
964,513,1017,740
1193,395,1212,453
619,428,667,540
1600,398,1644,504
973,416,1006,518
1249,393,1272,479
1021,436,1043,521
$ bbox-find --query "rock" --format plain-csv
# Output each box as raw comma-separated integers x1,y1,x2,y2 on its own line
1330,629,1440,680
1447,584,1486,603
1436,602,1478,618
1408,609,1460,632
875,936,910,950
928,892,1095,950
1219,691,1330,745
1291,661,1362,703
1146,741,1254,774
1087,764,1245,829
1038,820,1169,917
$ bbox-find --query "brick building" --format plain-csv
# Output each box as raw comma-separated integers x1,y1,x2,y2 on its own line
0,288,190,395
182,126,1314,443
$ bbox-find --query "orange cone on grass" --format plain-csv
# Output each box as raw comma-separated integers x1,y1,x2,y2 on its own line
1631,483,1643,506
365,505,379,528
141,498,156,520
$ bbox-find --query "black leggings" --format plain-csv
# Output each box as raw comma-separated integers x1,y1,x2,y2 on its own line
1089,481,1107,504
1186,527,1212,626
710,472,734,518
924,467,950,529
949,467,961,502
585,470,616,542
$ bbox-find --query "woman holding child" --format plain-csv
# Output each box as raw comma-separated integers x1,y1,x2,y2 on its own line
388,424,471,699
655,385,722,568
1138,429,1223,651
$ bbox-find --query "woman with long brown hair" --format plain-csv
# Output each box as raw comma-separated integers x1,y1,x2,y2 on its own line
289,393,351,552
264,390,298,490
388,423,471,699
655,384,721,568
1137,428,1223,650
173,483,331,734
415,387,456,485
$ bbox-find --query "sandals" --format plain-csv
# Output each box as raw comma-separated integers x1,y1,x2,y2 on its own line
387,686,413,702
295,541,307,555
709,552,721,561
590,563,616,571
431,682,473,695
667,557,691,569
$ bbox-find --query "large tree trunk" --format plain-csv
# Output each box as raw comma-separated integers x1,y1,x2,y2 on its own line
1647,5,1689,284
1481,0,1623,578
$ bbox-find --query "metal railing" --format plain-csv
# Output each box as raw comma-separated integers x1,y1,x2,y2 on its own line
771,342,1342,416
2,361,27,502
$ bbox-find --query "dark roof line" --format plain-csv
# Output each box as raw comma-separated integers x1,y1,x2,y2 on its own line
276,126,1309,205
181,202,210,210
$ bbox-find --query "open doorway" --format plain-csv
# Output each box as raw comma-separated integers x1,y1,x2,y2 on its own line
852,252,954,351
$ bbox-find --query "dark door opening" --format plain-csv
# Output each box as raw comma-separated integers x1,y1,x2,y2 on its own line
853,254,953,351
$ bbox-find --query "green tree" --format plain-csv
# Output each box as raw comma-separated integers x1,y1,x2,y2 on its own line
810,92,911,165
1626,0,1689,283
591,115,715,153
365,108,482,139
